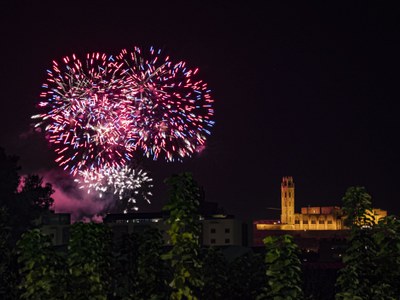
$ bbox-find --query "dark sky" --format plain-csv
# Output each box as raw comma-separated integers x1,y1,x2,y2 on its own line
1,1,399,220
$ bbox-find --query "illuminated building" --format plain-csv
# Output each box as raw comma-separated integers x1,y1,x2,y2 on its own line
253,176,387,246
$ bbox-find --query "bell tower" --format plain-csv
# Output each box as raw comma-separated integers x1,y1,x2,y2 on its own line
281,176,295,225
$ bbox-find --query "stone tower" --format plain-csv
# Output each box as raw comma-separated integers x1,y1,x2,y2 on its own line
281,176,295,225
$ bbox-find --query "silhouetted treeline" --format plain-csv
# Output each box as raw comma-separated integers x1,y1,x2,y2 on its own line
2,147,400,299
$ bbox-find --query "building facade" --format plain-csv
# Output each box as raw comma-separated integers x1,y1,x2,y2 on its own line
202,215,243,246
103,212,246,247
253,176,388,246
38,211,71,246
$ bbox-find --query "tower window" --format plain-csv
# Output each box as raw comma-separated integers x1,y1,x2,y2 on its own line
285,192,287,197
327,220,333,224
289,192,291,197
311,220,316,224
295,220,300,224
303,220,308,224
319,220,324,224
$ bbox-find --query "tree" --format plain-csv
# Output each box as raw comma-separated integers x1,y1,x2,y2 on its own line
19,175,54,212
0,149,56,299
0,206,18,300
17,229,65,300
200,247,229,300
67,222,112,300
372,216,400,299
0,148,54,238
336,187,375,299
341,186,374,228
8,175,54,246
226,251,265,300
335,228,378,300
136,227,170,300
257,235,303,300
162,173,203,300
111,232,140,299
335,186,400,300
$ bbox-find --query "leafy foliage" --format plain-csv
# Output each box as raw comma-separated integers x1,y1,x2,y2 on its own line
200,247,229,300
1,148,56,299
111,232,140,299
257,235,303,300
0,206,18,300
17,229,65,300
341,186,374,228
302,265,339,300
19,175,54,212
336,187,400,300
136,227,170,300
372,216,400,298
67,222,112,300
335,228,378,300
163,173,203,300
228,251,265,300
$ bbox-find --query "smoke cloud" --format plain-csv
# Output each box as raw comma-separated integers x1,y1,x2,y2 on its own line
38,169,117,222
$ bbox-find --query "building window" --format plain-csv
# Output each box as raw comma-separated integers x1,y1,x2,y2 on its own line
210,228,216,234
285,192,287,197
311,220,316,224
289,192,291,197
225,238,230,244
327,220,333,224
295,220,300,224
319,220,324,224
210,239,216,244
225,228,230,233
303,220,308,224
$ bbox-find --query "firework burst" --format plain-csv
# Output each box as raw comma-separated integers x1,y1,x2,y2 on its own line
32,53,137,175
117,46,215,162
33,47,214,212
75,165,153,212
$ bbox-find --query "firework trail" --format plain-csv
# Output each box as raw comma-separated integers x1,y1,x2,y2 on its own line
75,165,153,212
117,46,215,162
32,53,137,175
33,47,214,211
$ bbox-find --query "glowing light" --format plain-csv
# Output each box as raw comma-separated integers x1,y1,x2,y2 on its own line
33,52,137,174
74,165,153,212
33,46,214,211
116,46,214,162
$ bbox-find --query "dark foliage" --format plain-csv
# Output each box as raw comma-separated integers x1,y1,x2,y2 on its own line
163,172,203,300
200,247,229,299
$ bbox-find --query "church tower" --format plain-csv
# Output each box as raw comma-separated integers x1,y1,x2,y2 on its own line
281,176,295,225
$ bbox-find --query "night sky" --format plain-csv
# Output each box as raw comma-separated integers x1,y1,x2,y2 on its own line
1,1,399,221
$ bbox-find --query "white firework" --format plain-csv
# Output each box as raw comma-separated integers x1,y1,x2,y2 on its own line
75,165,153,211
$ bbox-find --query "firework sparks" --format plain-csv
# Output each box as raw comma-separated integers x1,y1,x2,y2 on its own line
117,46,215,162
33,47,214,211
32,53,137,175
75,165,153,212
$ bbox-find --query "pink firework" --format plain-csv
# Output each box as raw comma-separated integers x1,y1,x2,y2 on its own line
117,46,215,162
32,53,138,175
